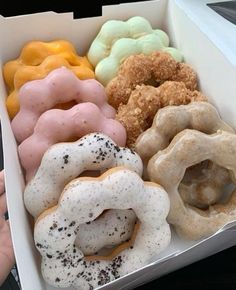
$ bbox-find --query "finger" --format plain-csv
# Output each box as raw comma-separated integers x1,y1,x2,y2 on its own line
0,170,5,196
0,193,7,216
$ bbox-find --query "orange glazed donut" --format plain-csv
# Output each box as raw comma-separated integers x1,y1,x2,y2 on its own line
6,55,95,119
3,39,93,90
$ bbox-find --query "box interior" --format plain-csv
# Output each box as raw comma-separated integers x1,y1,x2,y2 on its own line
0,1,236,289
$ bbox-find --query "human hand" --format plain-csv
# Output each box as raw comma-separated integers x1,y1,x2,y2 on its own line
0,170,15,286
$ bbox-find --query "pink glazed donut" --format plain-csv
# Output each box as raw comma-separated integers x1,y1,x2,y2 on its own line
11,67,116,143
18,102,126,182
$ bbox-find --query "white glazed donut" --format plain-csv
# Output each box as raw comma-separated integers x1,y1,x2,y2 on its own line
24,132,143,218
34,167,170,289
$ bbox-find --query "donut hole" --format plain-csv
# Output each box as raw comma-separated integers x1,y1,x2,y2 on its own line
179,160,235,209
143,78,160,87
75,209,138,260
54,100,77,110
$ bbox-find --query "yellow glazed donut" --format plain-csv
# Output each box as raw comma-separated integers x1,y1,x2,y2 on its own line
34,167,170,289
147,129,236,240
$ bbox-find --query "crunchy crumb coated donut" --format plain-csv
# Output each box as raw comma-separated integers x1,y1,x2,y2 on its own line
34,167,170,289
147,129,236,240
106,51,197,109
18,102,126,181
117,81,207,147
24,133,143,218
11,67,115,143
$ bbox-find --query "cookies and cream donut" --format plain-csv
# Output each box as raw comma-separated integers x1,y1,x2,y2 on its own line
147,129,236,240
24,133,143,218
18,102,126,181
34,167,170,289
11,67,115,143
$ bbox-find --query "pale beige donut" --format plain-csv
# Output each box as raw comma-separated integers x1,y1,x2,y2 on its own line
136,102,233,207
147,129,236,240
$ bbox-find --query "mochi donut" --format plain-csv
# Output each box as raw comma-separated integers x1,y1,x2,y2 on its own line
94,34,182,86
147,129,236,240
117,81,207,147
76,209,136,255
24,133,143,218
34,167,170,289
6,55,95,119
135,102,233,207
87,16,170,67
12,67,115,143
3,39,92,91
135,102,233,165
19,103,126,182
106,51,197,109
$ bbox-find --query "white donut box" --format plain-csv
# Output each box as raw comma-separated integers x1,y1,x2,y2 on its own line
0,0,236,289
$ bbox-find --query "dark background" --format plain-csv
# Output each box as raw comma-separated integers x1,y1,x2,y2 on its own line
1,1,236,289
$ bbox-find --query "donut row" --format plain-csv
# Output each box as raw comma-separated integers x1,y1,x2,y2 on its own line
3,15,236,290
